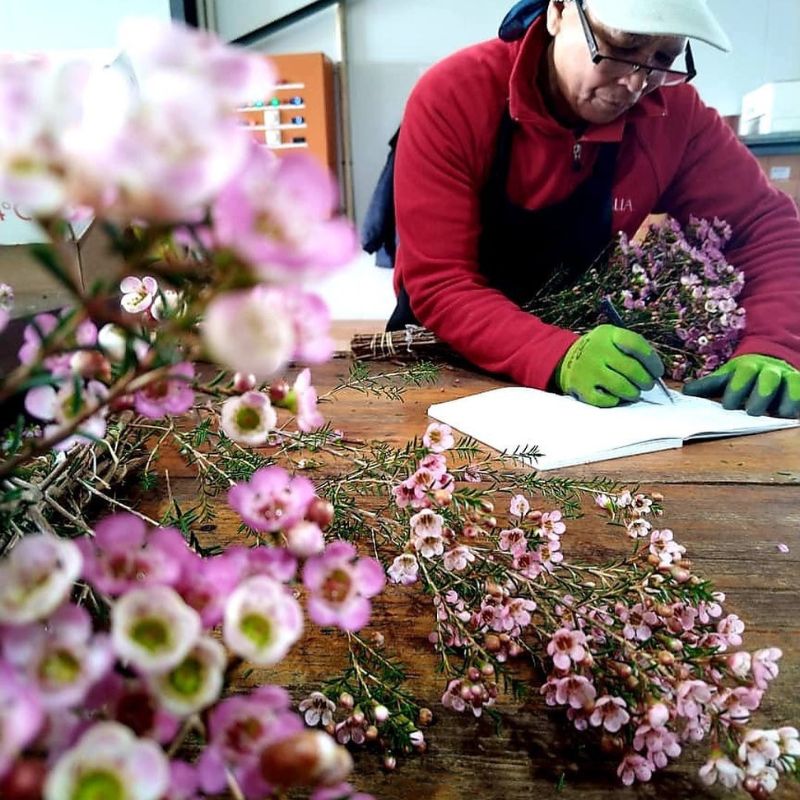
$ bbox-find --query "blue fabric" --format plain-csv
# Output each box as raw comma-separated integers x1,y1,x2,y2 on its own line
498,0,549,41
361,130,399,268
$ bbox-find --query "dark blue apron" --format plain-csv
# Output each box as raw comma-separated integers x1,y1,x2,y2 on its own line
386,107,619,330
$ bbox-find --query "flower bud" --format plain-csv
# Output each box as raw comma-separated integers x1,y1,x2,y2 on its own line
365,725,379,741
647,703,669,728
433,489,452,508
260,730,352,788
0,759,48,800
625,675,639,690
484,634,502,652
658,650,675,666
369,631,385,649
233,372,258,392
373,705,390,724
529,510,543,522
418,707,433,726
467,666,481,682
70,350,111,381
339,692,354,710
481,516,497,530
652,492,664,502
480,662,495,677
305,497,335,529
285,521,325,558
670,567,691,584
351,710,365,726
269,379,291,404
480,499,494,514
383,754,397,770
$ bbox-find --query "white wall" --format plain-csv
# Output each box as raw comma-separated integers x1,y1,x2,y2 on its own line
0,0,173,50
694,0,800,115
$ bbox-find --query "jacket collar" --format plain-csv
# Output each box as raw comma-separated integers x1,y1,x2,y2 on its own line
507,17,668,143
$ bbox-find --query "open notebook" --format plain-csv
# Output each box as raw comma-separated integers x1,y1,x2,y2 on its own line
428,386,799,471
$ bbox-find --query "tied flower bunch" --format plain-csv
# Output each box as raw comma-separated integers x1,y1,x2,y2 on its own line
528,215,746,381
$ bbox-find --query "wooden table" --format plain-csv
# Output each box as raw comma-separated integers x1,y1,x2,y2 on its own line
144,322,800,800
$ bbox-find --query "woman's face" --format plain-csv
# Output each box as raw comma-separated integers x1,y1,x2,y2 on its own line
546,1,687,126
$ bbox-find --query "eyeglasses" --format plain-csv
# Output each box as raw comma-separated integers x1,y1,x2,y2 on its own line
574,0,696,87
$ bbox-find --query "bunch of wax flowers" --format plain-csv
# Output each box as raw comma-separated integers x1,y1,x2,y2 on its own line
527,215,747,381
309,422,798,798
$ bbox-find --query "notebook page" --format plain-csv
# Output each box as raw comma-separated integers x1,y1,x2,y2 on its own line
637,387,799,438
427,387,683,469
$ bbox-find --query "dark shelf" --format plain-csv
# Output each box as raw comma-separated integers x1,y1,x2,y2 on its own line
740,131,800,156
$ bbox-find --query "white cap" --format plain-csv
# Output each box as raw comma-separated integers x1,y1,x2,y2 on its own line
587,0,732,52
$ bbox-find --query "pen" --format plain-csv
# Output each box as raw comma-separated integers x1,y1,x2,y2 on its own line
600,297,674,405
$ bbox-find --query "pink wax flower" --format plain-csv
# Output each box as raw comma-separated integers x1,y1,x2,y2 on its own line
751,647,782,690
111,585,202,674
199,686,302,797
535,510,566,537
77,513,188,596
172,547,248,627
0,533,82,624
509,494,530,517
1,603,112,709
44,721,170,800
25,378,108,450
120,275,159,314
547,628,588,671
243,546,299,583
283,368,324,432
589,695,630,733
212,147,356,282
0,662,44,779
203,286,296,380
299,692,336,727
617,753,653,786
149,635,226,717
553,675,597,710
223,575,303,666
422,422,454,453
220,391,277,446
228,466,315,533
280,289,335,365
134,361,195,419
387,553,420,586
303,541,385,632
443,545,475,572
499,527,528,556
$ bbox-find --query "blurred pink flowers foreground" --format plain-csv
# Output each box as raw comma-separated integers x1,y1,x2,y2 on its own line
0,13,375,800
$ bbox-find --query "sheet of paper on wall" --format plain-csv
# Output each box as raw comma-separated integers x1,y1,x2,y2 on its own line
427,386,799,471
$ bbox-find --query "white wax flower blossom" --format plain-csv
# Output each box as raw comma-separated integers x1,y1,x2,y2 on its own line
202,287,296,380
150,636,226,717
44,721,169,800
220,391,277,446
111,585,202,674
0,533,82,624
223,575,303,666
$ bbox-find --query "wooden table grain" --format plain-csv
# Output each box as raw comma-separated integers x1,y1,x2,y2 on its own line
141,323,800,800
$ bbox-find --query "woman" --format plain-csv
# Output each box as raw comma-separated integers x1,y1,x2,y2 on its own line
388,0,800,417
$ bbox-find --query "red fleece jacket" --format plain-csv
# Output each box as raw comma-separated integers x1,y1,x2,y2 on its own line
393,19,800,389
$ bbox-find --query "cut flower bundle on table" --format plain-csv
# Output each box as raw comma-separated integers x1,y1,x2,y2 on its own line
0,15,796,800
350,216,745,384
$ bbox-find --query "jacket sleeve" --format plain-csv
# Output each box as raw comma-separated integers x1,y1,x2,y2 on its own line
658,90,800,369
393,67,578,390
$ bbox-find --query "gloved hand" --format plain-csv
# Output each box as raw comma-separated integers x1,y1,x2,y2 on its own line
683,355,800,418
555,324,665,408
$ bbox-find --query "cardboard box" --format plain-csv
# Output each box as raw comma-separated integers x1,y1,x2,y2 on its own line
739,81,800,136
753,155,800,206
0,212,122,318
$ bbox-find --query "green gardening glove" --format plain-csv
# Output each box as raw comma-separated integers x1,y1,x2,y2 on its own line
555,324,665,408
683,355,800,418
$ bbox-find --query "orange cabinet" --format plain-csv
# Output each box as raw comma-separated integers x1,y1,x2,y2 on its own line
238,52,337,177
